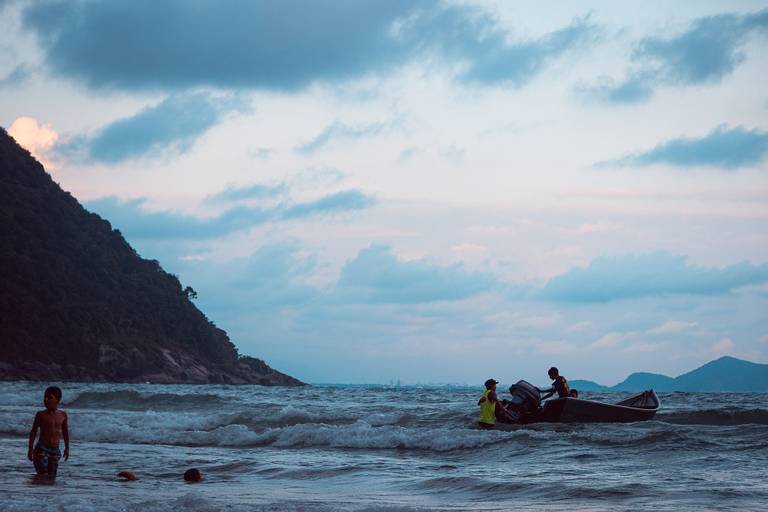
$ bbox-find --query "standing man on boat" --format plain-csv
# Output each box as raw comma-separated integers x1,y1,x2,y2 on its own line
539,367,570,400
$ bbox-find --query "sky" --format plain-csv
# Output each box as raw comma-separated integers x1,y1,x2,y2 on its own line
1,0,767,386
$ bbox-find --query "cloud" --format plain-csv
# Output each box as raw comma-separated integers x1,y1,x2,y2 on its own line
590,333,621,349
0,65,30,87
577,222,616,235
155,243,321,316
540,252,768,303
577,72,654,104
710,337,735,355
206,244,319,309
295,121,386,155
59,92,247,164
566,321,592,332
602,125,768,169
405,9,597,87
647,320,697,335
22,0,597,92
633,11,768,86
337,244,494,303
451,243,488,256
85,189,375,240
623,342,659,354
206,182,288,203
582,10,768,103
84,197,269,239
535,340,577,354
281,190,376,219
7,116,59,169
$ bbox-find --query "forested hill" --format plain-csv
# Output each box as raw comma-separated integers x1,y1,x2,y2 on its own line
0,129,302,385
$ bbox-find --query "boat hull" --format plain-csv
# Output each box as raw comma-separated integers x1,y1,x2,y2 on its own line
539,397,658,423
501,382,659,424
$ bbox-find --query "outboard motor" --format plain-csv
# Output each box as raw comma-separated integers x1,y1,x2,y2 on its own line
506,380,541,416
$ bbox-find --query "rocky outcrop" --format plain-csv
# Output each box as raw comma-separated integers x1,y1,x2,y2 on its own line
0,128,303,385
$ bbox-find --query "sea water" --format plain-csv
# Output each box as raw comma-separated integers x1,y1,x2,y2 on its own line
1,381,766,511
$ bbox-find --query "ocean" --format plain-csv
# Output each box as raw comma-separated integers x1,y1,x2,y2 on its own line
1,381,767,511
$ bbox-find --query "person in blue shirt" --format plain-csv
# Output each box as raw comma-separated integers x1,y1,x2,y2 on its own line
539,367,570,400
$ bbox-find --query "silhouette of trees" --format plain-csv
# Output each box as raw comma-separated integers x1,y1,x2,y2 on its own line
183,286,198,300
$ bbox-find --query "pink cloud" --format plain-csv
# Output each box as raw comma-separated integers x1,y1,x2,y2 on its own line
590,332,621,348
7,117,59,169
647,320,697,335
577,222,616,235
710,338,735,355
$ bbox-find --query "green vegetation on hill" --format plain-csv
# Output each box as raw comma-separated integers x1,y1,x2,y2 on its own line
0,128,302,385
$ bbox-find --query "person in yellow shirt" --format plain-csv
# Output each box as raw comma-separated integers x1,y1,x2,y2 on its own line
478,378,501,429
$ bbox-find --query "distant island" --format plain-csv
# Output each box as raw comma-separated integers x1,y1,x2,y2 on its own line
570,356,768,392
0,128,302,385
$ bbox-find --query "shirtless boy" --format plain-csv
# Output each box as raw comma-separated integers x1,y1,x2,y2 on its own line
27,386,69,478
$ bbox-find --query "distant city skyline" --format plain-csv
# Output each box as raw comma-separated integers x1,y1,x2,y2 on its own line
1,1,767,384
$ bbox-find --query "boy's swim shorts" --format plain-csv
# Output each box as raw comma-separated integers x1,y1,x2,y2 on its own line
33,443,61,476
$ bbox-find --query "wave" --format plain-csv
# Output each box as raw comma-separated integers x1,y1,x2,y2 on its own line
2,404,758,452
0,407,528,451
206,406,361,430
416,476,533,495
65,390,229,410
656,409,768,425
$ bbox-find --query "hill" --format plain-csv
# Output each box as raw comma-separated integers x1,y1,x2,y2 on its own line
0,128,302,385
672,356,768,392
609,357,767,392
568,379,608,391
612,372,676,392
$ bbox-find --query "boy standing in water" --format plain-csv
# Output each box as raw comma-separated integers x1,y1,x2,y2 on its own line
28,386,69,478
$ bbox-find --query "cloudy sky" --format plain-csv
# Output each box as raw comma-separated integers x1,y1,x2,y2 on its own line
2,0,767,385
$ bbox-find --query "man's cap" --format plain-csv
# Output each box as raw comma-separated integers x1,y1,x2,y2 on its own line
484,378,499,387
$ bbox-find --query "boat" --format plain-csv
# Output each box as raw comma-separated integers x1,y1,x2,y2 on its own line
502,380,660,424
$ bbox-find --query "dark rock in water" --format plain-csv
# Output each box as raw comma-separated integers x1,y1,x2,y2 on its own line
0,128,303,386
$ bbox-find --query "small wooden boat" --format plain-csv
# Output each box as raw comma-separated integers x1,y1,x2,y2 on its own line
539,390,660,423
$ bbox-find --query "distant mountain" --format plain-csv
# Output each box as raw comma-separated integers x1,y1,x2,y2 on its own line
566,357,768,393
0,128,303,385
612,372,676,392
608,357,768,392
672,356,768,392
568,379,608,391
